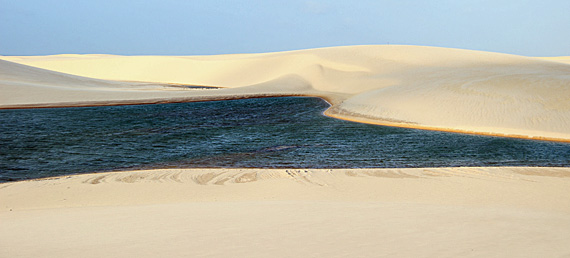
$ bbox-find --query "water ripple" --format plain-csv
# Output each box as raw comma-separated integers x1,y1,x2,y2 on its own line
1,97,569,182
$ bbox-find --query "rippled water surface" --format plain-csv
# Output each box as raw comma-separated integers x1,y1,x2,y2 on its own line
1,97,569,182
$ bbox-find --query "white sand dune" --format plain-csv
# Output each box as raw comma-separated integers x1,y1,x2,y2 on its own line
2,45,569,141
1,167,570,257
0,59,317,107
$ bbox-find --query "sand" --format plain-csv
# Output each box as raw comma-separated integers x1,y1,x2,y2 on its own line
2,45,570,141
1,167,570,257
539,56,570,65
1,46,570,257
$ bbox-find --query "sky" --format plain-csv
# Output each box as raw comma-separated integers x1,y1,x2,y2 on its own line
0,0,569,56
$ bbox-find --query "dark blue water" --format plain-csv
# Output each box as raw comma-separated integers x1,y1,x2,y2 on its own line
1,97,569,182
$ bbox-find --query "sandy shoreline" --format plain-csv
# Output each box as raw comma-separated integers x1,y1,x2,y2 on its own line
325,108,570,143
3,167,570,211
1,167,570,257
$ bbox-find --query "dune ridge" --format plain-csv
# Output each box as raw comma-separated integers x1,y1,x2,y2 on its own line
2,45,570,141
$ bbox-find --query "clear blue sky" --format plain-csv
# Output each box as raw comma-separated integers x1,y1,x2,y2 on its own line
1,0,568,56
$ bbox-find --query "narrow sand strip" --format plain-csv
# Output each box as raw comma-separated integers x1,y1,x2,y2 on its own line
1,167,569,257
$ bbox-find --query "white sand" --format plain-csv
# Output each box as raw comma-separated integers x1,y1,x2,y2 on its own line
1,167,570,257
2,45,569,141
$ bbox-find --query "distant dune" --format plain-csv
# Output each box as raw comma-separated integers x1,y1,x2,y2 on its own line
2,45,569,141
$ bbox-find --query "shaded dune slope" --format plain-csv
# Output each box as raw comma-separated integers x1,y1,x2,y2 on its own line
2,45,569,141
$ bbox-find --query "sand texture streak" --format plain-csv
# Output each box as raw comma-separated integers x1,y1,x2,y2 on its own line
2,45,570,141
1,167,570,257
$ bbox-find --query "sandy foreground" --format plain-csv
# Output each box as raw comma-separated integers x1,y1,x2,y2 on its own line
1,167,570,257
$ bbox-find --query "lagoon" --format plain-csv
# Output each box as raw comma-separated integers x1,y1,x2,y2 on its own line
1,97,569,182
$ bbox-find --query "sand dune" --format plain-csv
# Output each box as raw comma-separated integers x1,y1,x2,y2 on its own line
539,56,570,64
1,167,569,257
2,45,569,141
0,59,318,107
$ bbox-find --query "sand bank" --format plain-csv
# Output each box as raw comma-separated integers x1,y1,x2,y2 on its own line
1,167,569,257
2,45,569,141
